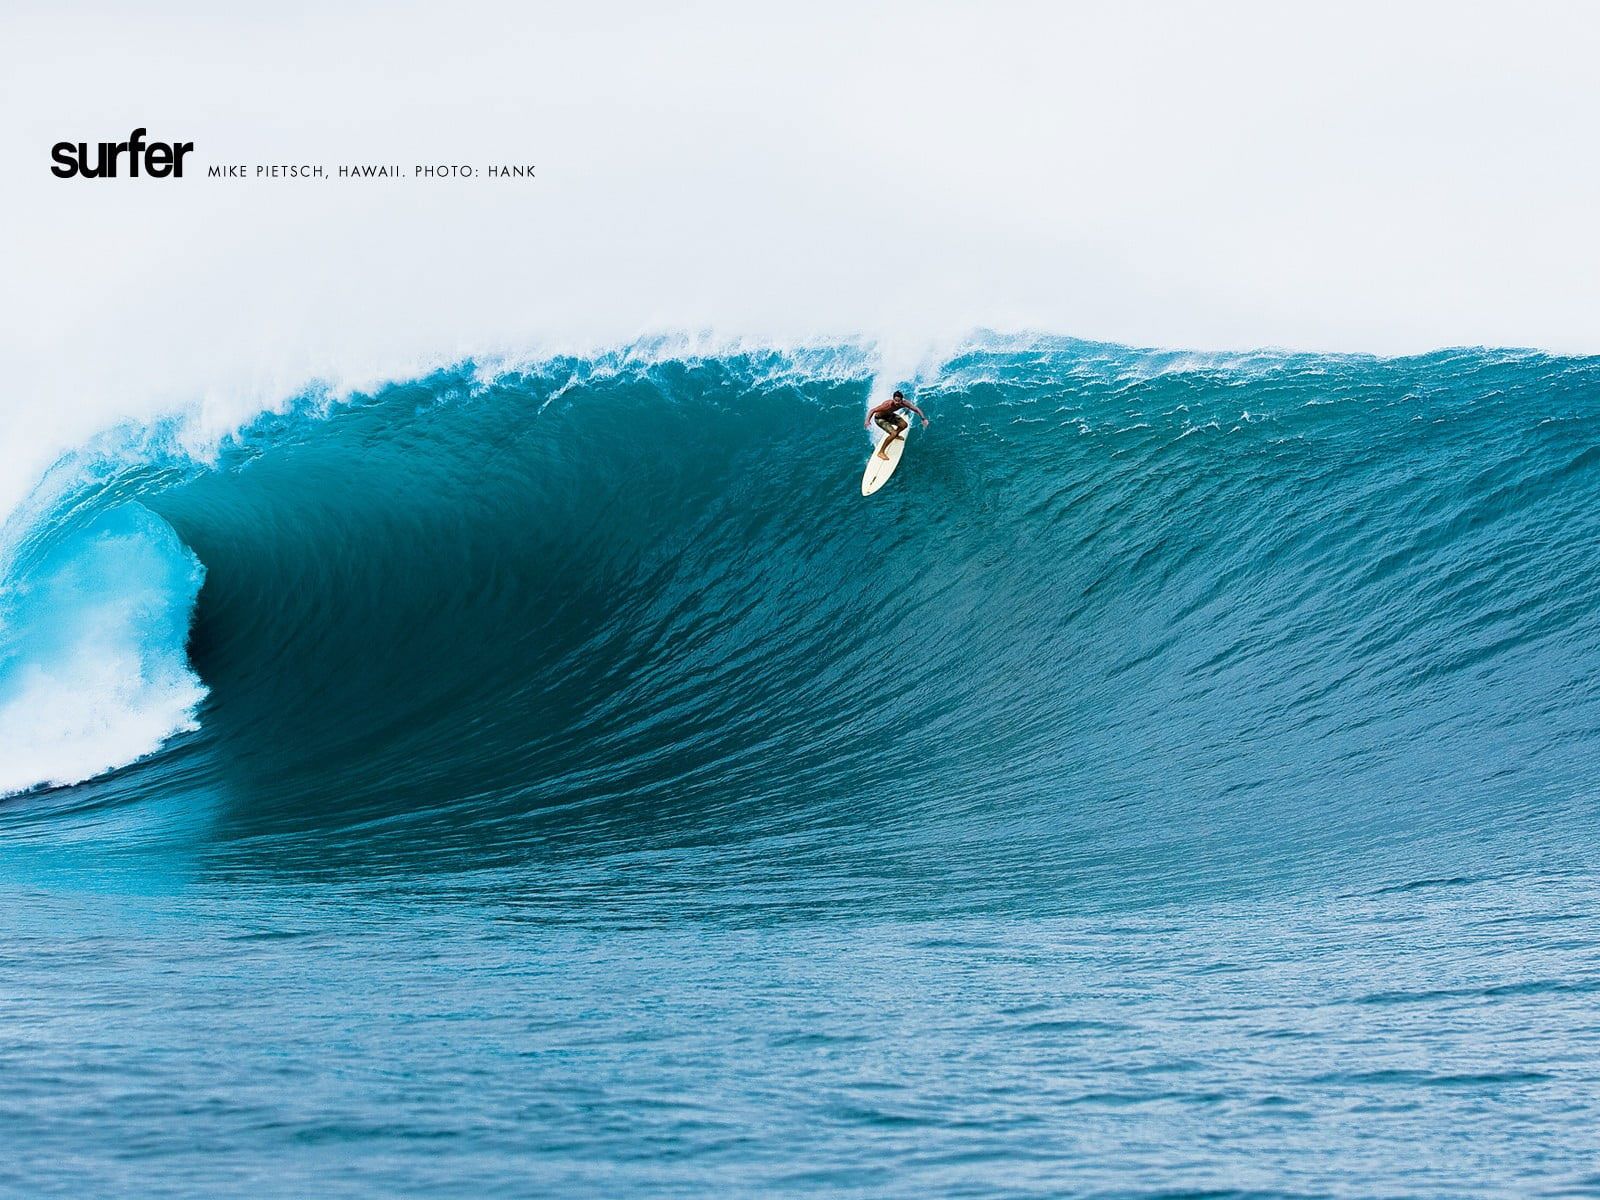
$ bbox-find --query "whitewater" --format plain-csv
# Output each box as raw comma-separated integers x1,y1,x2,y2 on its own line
4,336,1600,1195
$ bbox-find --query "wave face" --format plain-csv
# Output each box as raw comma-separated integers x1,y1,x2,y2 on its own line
7,341,1600,884
5,340,1600,1194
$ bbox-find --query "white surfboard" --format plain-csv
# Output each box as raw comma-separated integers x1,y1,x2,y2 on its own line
861,416,913,496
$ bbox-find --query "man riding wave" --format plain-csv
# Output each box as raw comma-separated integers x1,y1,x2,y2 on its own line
865,390,929,460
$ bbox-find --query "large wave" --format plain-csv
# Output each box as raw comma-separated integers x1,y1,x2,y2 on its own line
4,339,1599,902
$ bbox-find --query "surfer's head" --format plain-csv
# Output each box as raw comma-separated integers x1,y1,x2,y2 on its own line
893,390,904,401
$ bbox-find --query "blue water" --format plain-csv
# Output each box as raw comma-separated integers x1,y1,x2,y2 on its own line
3,340,1600,1195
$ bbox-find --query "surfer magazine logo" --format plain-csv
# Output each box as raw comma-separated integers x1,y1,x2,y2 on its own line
49,128,535,182
52,128,193,178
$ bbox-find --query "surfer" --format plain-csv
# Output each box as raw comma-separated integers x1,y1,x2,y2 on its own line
865,390,929,460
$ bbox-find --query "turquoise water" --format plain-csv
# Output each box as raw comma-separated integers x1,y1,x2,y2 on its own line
3,341,1600,1195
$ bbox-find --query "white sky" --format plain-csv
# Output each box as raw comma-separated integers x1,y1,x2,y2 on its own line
3,0,1599,504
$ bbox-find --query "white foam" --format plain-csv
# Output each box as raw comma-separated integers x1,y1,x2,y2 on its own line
0,508,207,797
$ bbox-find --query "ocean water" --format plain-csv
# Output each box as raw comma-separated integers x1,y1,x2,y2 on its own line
3,340,1600,1196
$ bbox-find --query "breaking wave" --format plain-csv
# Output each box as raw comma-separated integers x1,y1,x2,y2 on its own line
4,338,1599,906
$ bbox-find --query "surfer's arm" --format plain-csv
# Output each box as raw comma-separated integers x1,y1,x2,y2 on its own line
902,401,929,424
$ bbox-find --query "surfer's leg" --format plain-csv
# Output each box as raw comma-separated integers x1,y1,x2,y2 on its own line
875,417,906,459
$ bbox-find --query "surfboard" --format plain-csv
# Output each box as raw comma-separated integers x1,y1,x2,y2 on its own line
862,416,913,496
